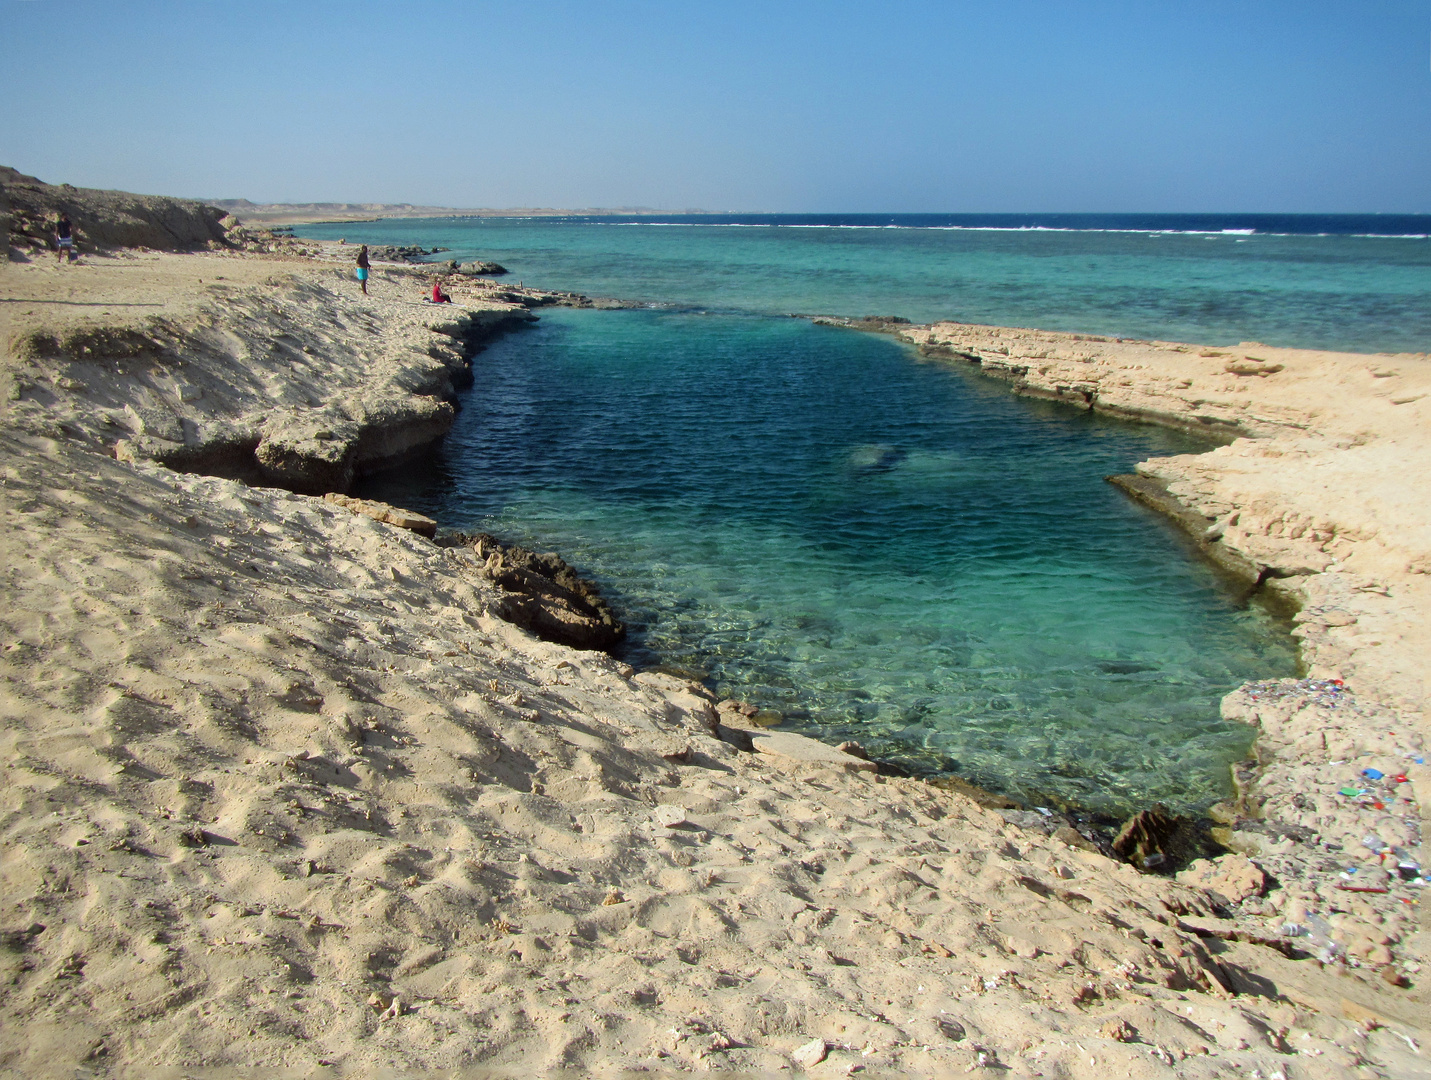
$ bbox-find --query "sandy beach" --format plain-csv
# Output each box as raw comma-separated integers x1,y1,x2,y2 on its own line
2,187,1429,1078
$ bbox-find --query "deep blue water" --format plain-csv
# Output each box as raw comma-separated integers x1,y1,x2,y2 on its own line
296,212,1426,813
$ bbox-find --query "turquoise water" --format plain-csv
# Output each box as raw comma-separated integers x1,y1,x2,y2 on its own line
359,307,1296,815
304,214,1431,353
306,214,1428,813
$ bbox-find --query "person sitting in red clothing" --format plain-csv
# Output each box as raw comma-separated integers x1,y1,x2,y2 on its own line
431,279,452,304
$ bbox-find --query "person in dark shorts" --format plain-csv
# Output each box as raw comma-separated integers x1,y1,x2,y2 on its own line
355,245,371,294
56,214,74,264
430,278,452,304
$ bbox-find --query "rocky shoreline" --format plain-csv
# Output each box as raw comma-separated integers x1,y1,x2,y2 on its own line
2,179,1428,1074
874,319,1431,980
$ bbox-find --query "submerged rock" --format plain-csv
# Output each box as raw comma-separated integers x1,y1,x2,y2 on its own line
846,443,906,473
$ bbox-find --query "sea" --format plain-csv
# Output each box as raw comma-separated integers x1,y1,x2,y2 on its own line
300,213,1430,815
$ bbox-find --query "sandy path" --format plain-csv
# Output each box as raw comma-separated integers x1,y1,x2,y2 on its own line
0,252,1427,1077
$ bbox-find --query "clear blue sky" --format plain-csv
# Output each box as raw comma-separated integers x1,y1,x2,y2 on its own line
3,0,1428,212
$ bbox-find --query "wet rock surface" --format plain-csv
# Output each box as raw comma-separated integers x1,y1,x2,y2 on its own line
440,531,626,652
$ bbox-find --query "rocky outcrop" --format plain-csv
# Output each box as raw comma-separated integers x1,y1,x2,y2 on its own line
1111,807,1181,868
440,531,625,651
251,392,458,495
365,244,450,262
455,260,508,276
322,493,437,537
4,165,234,254
1105,472,1266,589
360,248,506,275
255,414,364,493
55,277,543,496
1175,853,1267,906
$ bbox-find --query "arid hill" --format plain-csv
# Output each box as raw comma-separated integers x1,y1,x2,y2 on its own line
3,165,235,256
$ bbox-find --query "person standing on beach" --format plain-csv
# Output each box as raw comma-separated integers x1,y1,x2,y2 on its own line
55,213,74,264
355,244,371,295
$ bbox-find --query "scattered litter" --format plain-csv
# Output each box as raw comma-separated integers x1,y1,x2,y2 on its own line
1362,835,1387,853
1339,868,1391,894
1338,786,1361,797
1035,807,1052,817
1244,677,1348,708
1362,768,1385,781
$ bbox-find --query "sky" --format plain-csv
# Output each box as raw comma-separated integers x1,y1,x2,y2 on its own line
2,0,1429,212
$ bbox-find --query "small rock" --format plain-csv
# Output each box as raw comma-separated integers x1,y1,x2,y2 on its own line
323,492,437,538
1052,826,1097,852
791,1037,828,1067
1006,936,1039,959
1176,852,1266,903
1379,964,1409,988
1111,806,1179,867
653,805,688,828
1365,943,1393,966
936,1017,966,1041
1100,1018,1136,1042
911,1015,967,1042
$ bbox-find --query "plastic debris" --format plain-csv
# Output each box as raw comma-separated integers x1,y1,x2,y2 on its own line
1338,786,1361,797
1339,879,1390,894
1362,768,1385,780
1244,677,1348,708
1303,914,1343,963
1362,835,1387,852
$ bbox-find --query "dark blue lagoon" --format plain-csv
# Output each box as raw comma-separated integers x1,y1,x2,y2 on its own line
360,306,1298,815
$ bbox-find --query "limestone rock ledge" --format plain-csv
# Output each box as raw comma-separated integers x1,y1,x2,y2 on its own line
8,261,538,494
899,320,1431,718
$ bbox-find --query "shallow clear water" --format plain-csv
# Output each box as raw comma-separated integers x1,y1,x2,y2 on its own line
360,307,1298,815
304,213,1431,353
